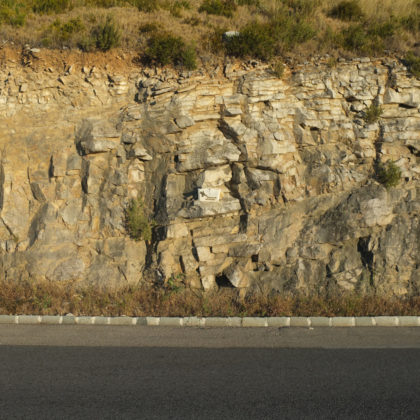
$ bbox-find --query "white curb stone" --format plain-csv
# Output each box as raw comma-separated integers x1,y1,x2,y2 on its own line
159,317,183,327
331,317,355,327
310,317,332,327
183,317,204,327
62,315,75,325
374,316,399,327
41,316,62,325
18,315,41,324
1,316,420,327
267,317,290,327
204,317,228,327
93,317,110,325
355,317,376,327
146,317,160,326
242,317,268,327
227,317,242,327
399,316,420,327
290,317,311,327
0,315,18,324
109,317,135,326
136,317,148,326
75,316,95,325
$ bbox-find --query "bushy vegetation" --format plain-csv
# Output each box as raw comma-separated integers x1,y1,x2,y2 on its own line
32,0,72,14
125,197,154,242
92,16,121,51
144,32,197,69
404,51,420,77
363,103,383,124
270,60,285,78
376,161,402,189
42,17,85,47
133,0,159,12
2,278,420,316
224,22,276,60
0,0,418,61
199,0,236,17
223,11,315,60
0,0,27,26
328,0,363,21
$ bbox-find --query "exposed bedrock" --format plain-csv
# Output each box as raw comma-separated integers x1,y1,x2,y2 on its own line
0,57,419,295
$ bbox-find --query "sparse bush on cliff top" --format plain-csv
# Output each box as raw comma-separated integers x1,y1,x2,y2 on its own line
143,32,197,69
92,16,121,51
32,0,72,14
404,51,420,77
199,0,236,17
329,0,363,21
0,1,27,26
224,22,276,60
0,0,418,60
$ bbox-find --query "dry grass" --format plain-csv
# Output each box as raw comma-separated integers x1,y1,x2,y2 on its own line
0,0,418,61
1,279,419,317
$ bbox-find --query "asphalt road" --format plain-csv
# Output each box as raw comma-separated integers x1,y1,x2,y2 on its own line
1,326,420,419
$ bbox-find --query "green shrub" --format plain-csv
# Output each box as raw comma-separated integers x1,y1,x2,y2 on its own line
0,3,26,26
199,0,236,18
92,16,120,51
270,14,316,50
404,51,420,78
363,103,383,124
139,22,160,33
340,24,384,55
144,32,197,69
237,0,259,6
42,17,85,46
32,0,71,14
132,0,158,12
376,161,401,189
162,0,190,17
329,0,363,21
224,22,275,60
270,60,285,78
85,0,127,7
126,198,154,242
400,14,420,33
282,0,320,17
368,20,397,39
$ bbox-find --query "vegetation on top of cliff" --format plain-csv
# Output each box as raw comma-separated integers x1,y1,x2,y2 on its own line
0,0,419,68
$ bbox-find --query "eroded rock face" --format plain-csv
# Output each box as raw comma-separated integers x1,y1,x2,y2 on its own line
0,57,419,295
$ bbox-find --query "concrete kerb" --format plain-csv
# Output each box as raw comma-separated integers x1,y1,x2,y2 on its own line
0,315,419,327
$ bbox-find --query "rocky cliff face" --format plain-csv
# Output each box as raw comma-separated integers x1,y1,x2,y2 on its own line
0,53,419,296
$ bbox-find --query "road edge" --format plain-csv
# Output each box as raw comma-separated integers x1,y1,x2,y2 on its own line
0,315,419,327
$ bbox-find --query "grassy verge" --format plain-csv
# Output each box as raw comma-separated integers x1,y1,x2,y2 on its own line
1,279,419,317
0,0,419,68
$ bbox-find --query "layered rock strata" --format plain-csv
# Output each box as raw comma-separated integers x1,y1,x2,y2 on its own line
0,56,419,295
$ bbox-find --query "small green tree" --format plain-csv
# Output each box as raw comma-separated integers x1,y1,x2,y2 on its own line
376,161,402,189
329,0,364,21
144,32,197,69
93,16,120,51
363,103,383,124
126,198,154,241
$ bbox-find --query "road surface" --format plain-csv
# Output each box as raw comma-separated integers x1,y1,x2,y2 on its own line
1,326,419,419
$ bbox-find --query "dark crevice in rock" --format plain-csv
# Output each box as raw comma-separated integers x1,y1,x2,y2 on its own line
216,274,234,288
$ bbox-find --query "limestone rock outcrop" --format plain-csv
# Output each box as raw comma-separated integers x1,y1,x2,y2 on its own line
0,55,419,295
